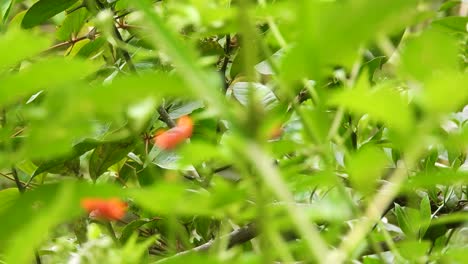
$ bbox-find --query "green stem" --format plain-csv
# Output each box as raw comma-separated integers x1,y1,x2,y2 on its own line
244,143,329,263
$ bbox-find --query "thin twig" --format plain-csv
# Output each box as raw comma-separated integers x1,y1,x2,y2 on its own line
157,106,176,128
11,167,42,264
220,34,232,91
0,172,37,188
12,167,25,193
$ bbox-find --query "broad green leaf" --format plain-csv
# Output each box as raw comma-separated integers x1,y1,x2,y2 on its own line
129,183,217,217
120,218,158,243
347,144,389,196
56,7,89,41
21,0,79,29
394,204,414,237
432,16,468,34
329,82,413,135
167,100,204,119
82,73,191,114
0,28,50,70
151,147,194,171
179,141,224,167
89,138,136,181
228,82,278,110
438,1,461,12
399,29,459,81
0,188,19,213
282,0,418,80
404,170,468,190
421,72,468,114
419,195,431,238
33,139,102,177
397,240,430,262
75,37,106,58
0,58,98,106
3,184,74,264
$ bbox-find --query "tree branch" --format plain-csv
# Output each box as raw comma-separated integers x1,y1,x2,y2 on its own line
156,223,258,262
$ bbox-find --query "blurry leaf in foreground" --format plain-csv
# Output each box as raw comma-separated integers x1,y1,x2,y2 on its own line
282,0,418,80
419,72,468,115
399,29,459,81
0,188,19,213
0,28,50,70
0,58,98,106
347,144,389,196
329,82,413,135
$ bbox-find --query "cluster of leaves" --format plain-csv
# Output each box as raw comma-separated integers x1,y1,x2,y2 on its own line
0,0,467,263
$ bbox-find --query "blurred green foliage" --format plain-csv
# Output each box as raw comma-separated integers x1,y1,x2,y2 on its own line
0,0,467,263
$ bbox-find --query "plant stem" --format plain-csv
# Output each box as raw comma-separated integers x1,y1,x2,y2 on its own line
12,167,42,264
12,167,25,193
325,145,423,263
245,143,328,263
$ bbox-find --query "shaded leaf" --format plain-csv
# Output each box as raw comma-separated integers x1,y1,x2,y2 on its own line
56,7,89,41
89,138,136,181
21,0,79,29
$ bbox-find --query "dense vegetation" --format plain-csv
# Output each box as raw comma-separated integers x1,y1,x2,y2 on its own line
0,0,467,263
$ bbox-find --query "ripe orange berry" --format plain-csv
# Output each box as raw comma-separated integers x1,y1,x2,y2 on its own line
269,125,283,140
154,115,193,150
176,115,194,138
81,198,128,221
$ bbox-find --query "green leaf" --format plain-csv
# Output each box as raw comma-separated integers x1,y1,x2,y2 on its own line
0,58,98,106
347,144,389,196
438,1,461,12
404,170,468,190
397,240,430,262
167,100,204,119
419,195,431,238
399,29,459,81
0,188,19,213
56,7,89,41
3,184,75,264
131,0,227,114
0,28,50,70
120,218,158,243
329,81,413,135
394,204,414,237
282,0,418,80
1,0,13,24
21,0,79,29
0,182,125,263
129,183,217,217
228,82,278,110
75,37,106,58
421,72,468,114
432,16,468,34
33,139,101,177
89,138,136,181
151,148,193,171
